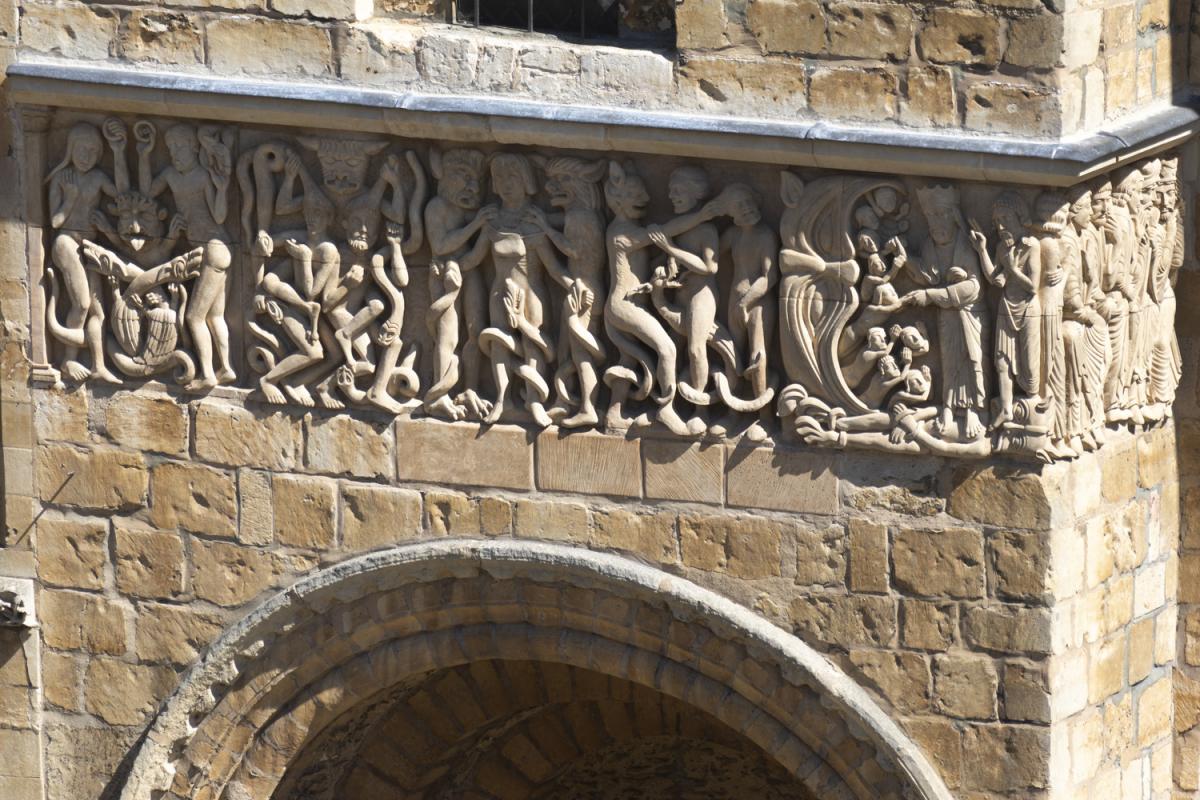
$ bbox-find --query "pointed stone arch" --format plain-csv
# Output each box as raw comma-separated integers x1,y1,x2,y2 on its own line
117,539,953,800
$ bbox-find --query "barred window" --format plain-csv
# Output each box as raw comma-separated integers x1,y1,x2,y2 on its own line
451,0,673,44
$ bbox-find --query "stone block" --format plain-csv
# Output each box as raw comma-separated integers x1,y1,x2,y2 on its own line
44,725,140,800
194,401,302,471
1136,677,1172,747
680,514,783,578
273,474,337,549
0,728,39,776
271,0,370,19
1004,13,1064,69
305,414,394,480
150,462,237,538
207,18,333,77
238,469,273,546
903,717,962,789
933,654,998,720
134,603,225,666
676,0,730,49
36,516,106,590
795,524,847,587
847,519,888,594
1136,427,1174,489
36,445,147,512
537,430,638,497
642,439,723,503
398,419,533,491
342,485,422,550
478,497,513,536
989,529,1050,602
809,68,899,121
847,650,930,713
339,20,421,86
590,509,677,564
948,466,1051,530
961,724,1049,792
415,32,477,88
41,652,77,711
827,1,911,60
725,446,837,514
1003,661,1050,723
579,48,673,98
1128,617,1154,684
119,10,203,66
0,684,33,728
791,594,896,648
1133,559,1167,617
514,499,589,542
40,591,126,655
104,392,188,454
677,56,809,116
83,658,176,726
963,81,1062,138
918,8,1001,66
21,1,115,59
34,390,89,444
191,540,285,607
1101,439,1138,502
902,65,957,128
893,527,985,599
964,604,1052,655
746,0,824,54
114,526,185,599
425,491,479,536
901,599,957,650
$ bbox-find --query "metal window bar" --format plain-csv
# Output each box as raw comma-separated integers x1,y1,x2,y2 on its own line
454,0,597,39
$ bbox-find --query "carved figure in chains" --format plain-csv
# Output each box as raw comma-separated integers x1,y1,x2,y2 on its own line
423,148,495,420
602,161,723,436
478,153,568,427
524,156,609,428
45,122,122,383
895,185,988,440
145,123,236,390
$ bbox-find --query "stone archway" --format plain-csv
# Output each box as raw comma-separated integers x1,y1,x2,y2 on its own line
117,540,952,800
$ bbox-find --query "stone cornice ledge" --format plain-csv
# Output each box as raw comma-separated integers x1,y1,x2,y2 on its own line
7,58,1199,185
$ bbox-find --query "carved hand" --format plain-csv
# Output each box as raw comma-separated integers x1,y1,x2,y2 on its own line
134,121,156,154
103,118,127,148
967,228,987,253
344,264,365,288
170,214,188,240
252,230,273,258
647,227,671,251
523,205,550,231
284,151,302,181
284,238,312,260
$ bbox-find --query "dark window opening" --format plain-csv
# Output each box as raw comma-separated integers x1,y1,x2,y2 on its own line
452,0,671,45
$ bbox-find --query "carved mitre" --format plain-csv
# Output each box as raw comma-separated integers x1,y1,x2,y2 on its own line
916,184,959,217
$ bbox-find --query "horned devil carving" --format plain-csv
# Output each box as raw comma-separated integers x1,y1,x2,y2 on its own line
38,116,1185,463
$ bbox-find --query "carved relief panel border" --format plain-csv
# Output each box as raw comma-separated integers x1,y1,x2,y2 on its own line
22,105,1186,462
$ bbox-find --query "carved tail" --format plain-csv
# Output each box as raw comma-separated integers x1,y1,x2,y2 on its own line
603,323,655,402
44,268,86,348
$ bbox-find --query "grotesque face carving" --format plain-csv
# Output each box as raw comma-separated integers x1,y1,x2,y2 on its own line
112,191,167,252
543,158,605,212
302,138,387,199
605,162,650,220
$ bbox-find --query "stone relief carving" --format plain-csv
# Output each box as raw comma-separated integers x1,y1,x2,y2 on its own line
33,112,1186,462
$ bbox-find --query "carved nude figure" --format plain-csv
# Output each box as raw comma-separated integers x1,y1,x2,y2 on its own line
45,122,122,383
424,148,494,420
525,156,608,428
146,123,235,390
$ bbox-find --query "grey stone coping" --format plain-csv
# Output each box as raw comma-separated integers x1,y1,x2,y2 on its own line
7,57,1199,185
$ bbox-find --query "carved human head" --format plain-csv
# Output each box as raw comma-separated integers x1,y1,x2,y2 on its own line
164,125,199,171
667,166,709,213
1033,192,1070,235
490,153,538,206
305,193,336,239
143,289,166,308
111,191,167,251
342,195,381,252
915,185,960,245
991,191,1031,236
434,149,487,210
65,123,103,172
899,324,930,355
878,355,901,379
1090,178,1112,218
857,229,881,257
873,186,901,215
854,205,881,232
1068,187,1093,229
542,157,605,212
605,161,650,220
866,326,888,350
299,137,387,198
724,183,762,226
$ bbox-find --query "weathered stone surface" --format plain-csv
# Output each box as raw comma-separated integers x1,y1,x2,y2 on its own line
642,439,723,503
961,724,1048,792
893,527,985,599
114,526,185,599
745,0,824,54
537,431,638,497
847,519,888,593
904,717,962,789
827,1,911,60
478,497,513,536
1137,676,1172,746
680,514,783,578
36,445,147,512
809,68,899,121
195,401,302,471
191,540,290,607
40,592,126,654
848,650,930,713
104,393,189,454
1004,13,1064,69
725,446,837,514
207,17,333,77
306,414,394,480
44,725,140,800
948,466,1051,530
1088,635,1124,703
676,0,730,49
119,10,203,65
590,509,677,564
1003,661,1050,723
40,652,78,711
514,499,589,542
339,19,421,85
20,1,115,59
901,599,957,650
963,81,1062,138
238,469,273,546
150,462,237,538
678,56,810,116
791,594,896,648
84,658,176,725
399,420,533,491
134,603,225,665
989,530,1049,601
918,8,1001,66
933,654,998,719
425,491,479,536
273,474,337,549
901,65,957,127
342,485,422,550
795,524,847,587
34,390,89,444
0,728,41,777
964,604,1052,655
37,516,106,590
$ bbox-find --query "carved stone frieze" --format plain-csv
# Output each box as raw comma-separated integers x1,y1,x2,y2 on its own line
33,109,1186,461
